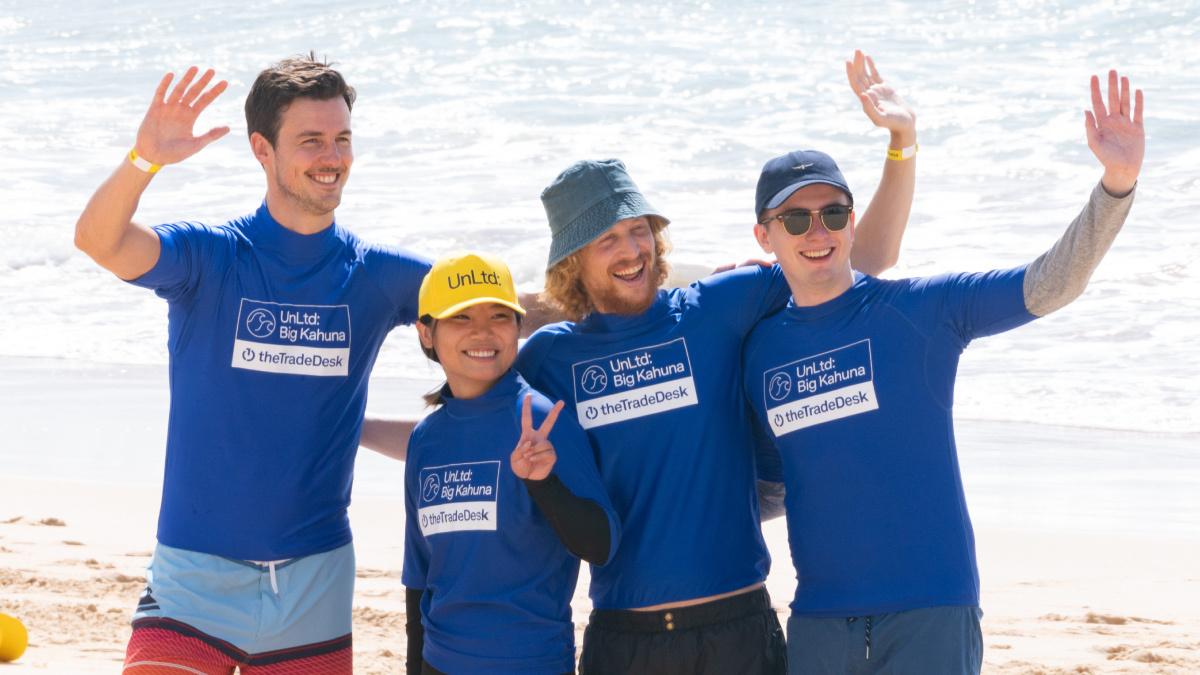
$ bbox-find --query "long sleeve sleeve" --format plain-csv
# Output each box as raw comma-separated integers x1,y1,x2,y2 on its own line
522,474,612,565
1023,182,1135,317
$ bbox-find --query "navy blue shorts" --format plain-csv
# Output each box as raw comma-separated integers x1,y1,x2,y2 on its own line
786,605,982,675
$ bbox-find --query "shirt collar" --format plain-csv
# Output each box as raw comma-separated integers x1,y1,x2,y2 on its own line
240,201,341,262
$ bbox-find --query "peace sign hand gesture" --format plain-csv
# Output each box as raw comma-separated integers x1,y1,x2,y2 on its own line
510,395,565,481
1086,70,1144,197
134,66,230,167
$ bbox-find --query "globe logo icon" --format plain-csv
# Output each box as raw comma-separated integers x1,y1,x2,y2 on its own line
422,474,441,503
580,366,608,395
246,308,276,338
768,373,792,402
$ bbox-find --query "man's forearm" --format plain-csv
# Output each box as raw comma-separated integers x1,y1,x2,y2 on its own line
519,291,562,336
359,416,417,461
1023,181,1135,317
74,159,161,280
850,130,917,276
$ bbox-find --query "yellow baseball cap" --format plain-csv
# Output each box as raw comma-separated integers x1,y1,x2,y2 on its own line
418,252,526,320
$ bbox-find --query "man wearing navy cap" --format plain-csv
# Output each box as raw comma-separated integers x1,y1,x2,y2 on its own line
515,51,918,674
742,70,1142,674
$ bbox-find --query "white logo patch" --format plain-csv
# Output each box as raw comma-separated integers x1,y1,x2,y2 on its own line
571,338,699,429
418,461,500,536
762,339,879,437
232,299,351,377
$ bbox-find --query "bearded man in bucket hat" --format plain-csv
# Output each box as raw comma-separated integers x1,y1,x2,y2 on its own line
513,51,917,674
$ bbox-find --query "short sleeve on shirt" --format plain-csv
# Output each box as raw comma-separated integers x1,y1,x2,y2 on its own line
127,222,231,303
516,324,564,385
362,244,432,328
911,265,1035,346
687,264,789,337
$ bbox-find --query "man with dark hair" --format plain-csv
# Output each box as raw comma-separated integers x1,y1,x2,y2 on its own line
75,56,428,673
244,54,357,148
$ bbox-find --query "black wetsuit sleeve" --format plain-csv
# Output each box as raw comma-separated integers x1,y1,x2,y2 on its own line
522,474,611,565
406,587,426,673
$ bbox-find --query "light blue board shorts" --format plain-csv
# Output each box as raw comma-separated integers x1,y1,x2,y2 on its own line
133,541,355,654
786,605,983,675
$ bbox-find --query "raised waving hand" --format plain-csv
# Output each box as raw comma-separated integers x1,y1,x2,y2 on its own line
1086,69,1144,196
510,395,565,481
842,49,917,275
75,67,229,279
135,66,230,166
845,50,916,143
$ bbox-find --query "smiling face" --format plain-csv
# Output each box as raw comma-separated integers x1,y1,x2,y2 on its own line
252,96,352,233
418,303,520,400
754,183,856,306
576,216,664,316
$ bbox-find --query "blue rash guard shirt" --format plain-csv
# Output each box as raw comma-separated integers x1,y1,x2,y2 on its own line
129,203,429,560
516,264,789,609
742,269,1036,617
402,370,619,675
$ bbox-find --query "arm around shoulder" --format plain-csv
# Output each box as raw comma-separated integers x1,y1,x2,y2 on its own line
360,415,420,461
518,291,563,337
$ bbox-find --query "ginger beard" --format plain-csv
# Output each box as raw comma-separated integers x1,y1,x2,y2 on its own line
577,217,666,317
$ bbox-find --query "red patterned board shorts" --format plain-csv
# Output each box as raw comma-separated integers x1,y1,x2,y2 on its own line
122,543,357,674
124,619,351,674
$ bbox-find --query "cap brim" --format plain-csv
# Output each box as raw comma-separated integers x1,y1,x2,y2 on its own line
430,297,526,320
765,179,853,211
547,192,669,269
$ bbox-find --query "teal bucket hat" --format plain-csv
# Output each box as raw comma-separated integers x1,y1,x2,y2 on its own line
541,159,669,270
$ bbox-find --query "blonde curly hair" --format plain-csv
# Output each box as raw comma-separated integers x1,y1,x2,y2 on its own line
541,217,671,322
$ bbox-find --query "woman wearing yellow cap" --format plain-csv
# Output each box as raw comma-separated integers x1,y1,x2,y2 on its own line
391,252,620,674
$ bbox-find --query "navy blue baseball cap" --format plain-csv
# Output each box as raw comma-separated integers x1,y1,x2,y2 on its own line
755,150,853,219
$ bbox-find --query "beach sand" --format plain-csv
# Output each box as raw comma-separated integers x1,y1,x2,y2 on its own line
2,476,1198,673
1,362,1197,673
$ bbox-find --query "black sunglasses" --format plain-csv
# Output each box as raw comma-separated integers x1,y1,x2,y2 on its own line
759,204,853,236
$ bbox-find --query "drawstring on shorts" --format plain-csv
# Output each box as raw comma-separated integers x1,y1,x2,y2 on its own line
865,614,872,659
848,615,873,660
248,559,288,595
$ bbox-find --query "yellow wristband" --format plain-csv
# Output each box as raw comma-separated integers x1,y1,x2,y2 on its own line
886,143,918,161
128,148,162,174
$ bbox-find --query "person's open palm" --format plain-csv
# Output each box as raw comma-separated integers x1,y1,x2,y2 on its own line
1086,69,1144,195
846,50,916,138
510,395,565,482
135,66,230,166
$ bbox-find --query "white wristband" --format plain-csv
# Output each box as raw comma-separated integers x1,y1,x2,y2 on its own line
886,143,918,161
128,148,162,174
